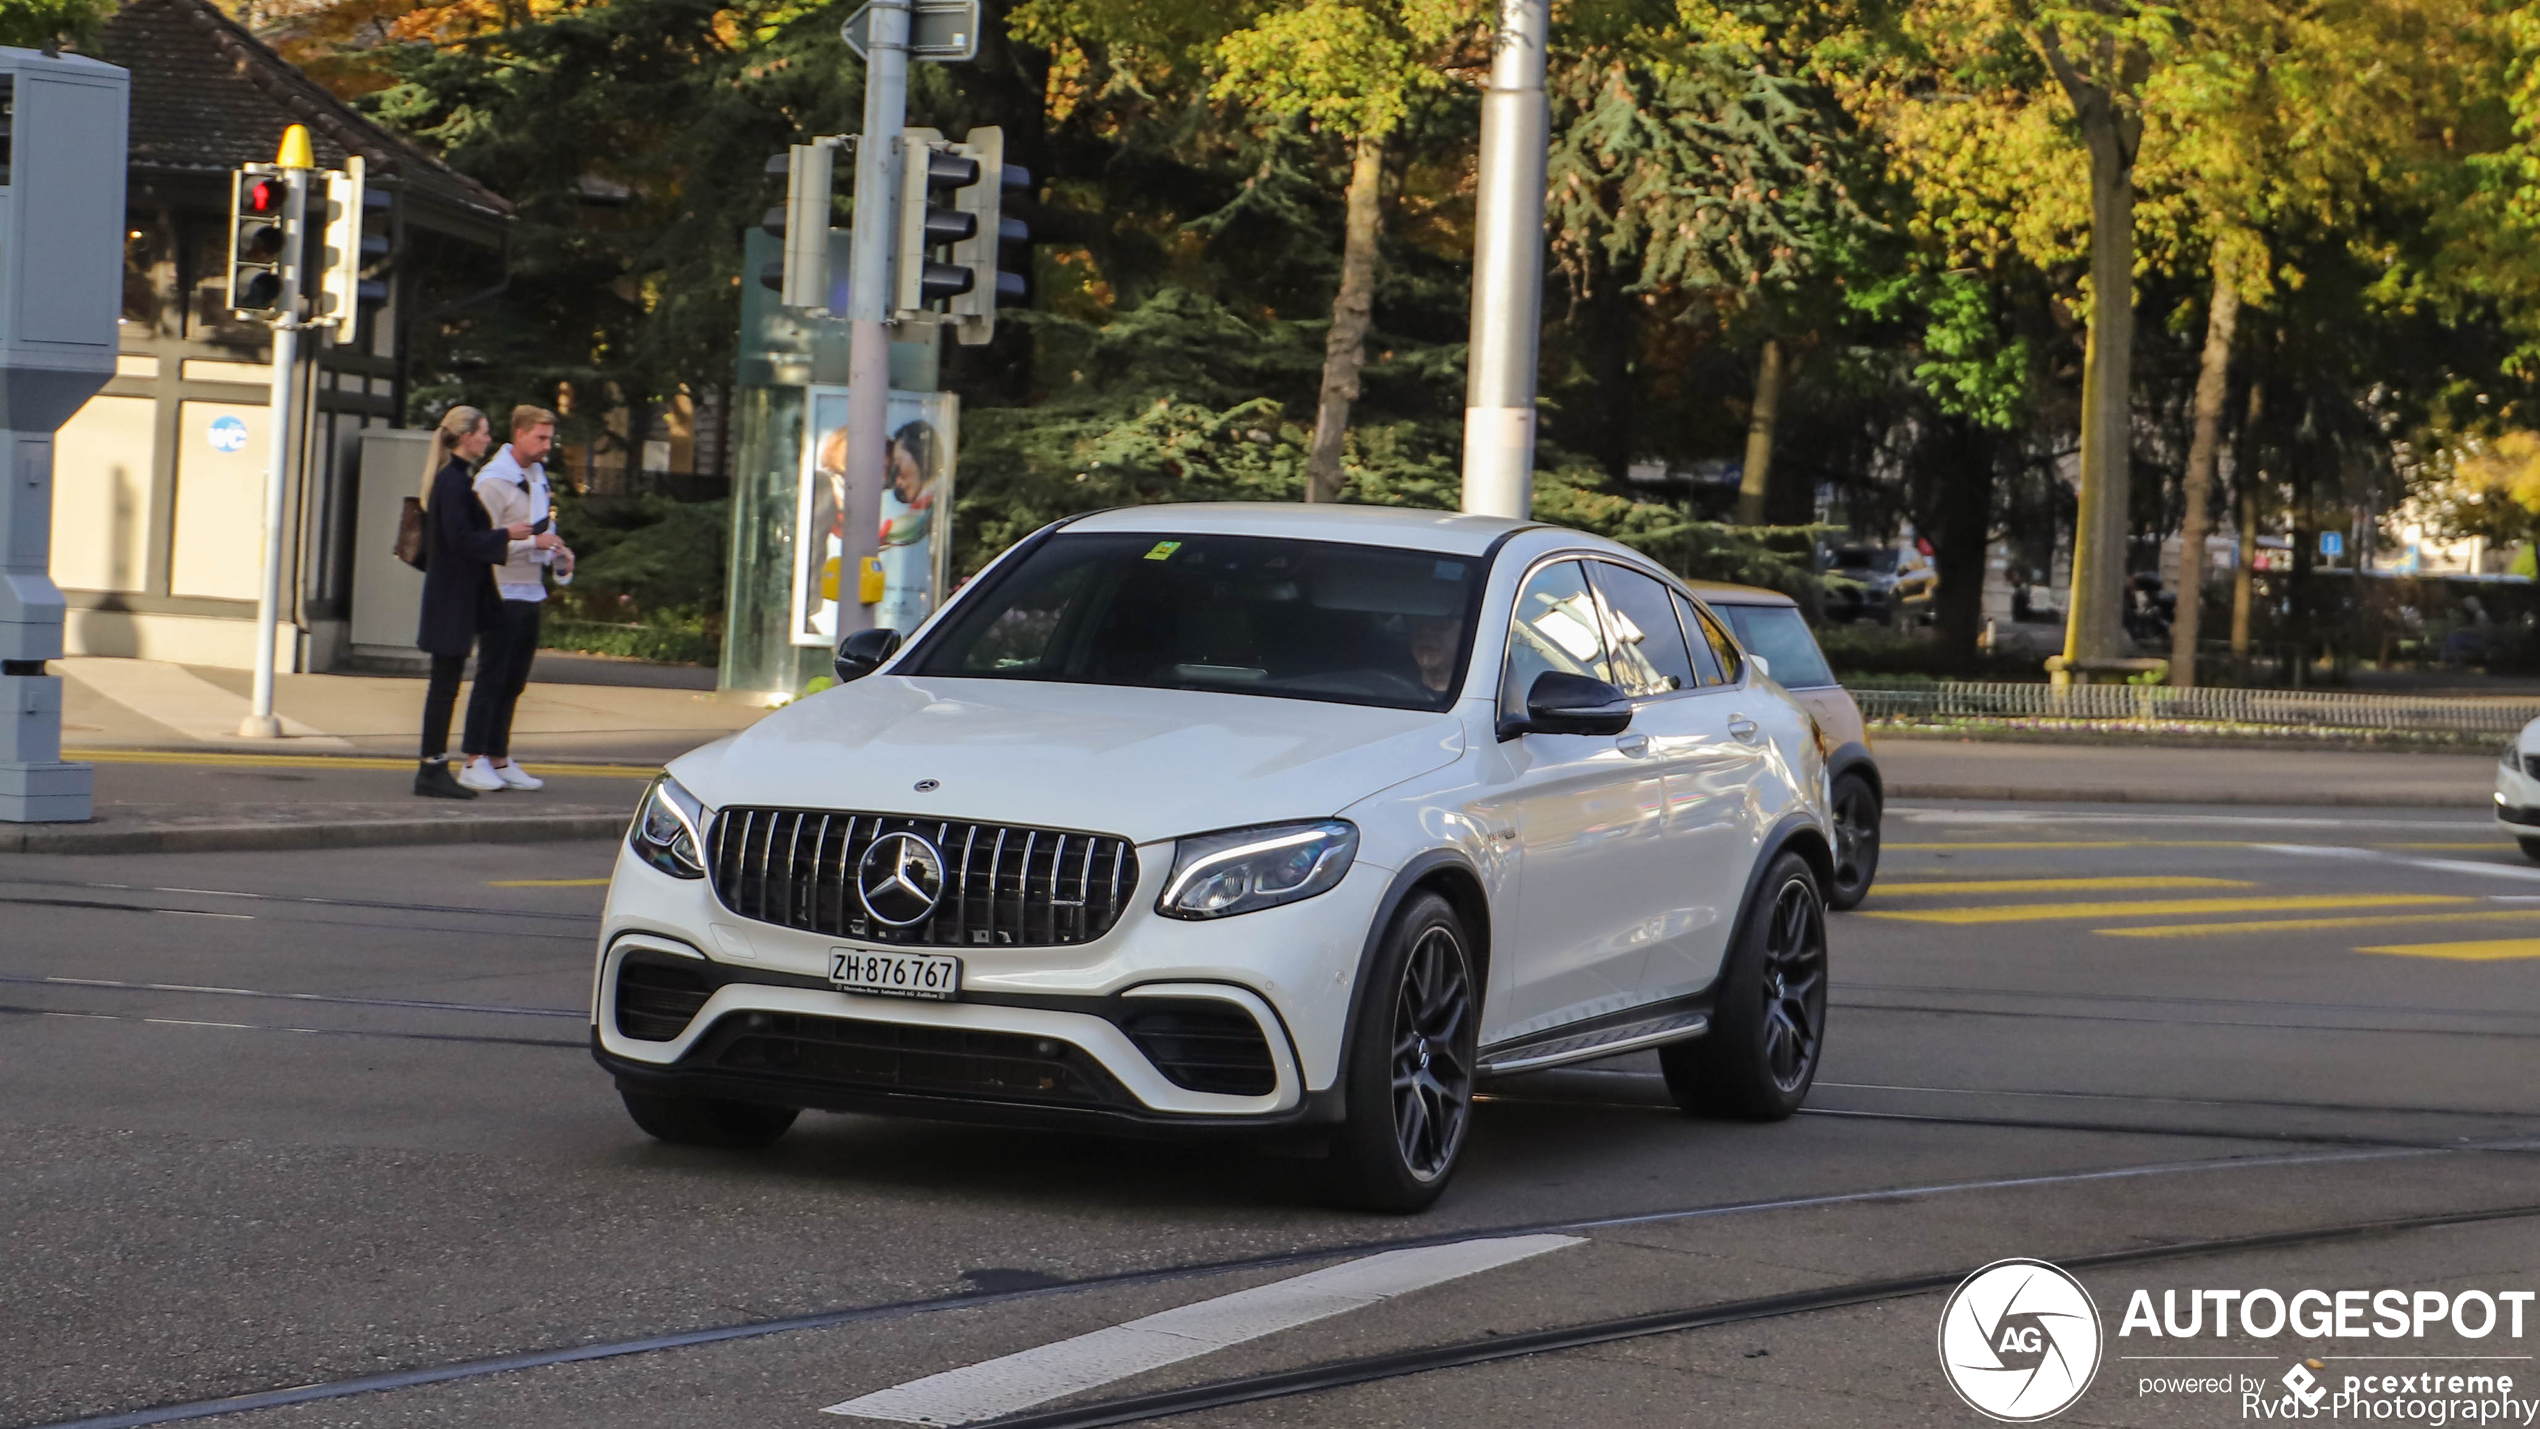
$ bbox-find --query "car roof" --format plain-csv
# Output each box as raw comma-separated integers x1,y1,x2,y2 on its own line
1062,503,1536,557
1680,578,1799,609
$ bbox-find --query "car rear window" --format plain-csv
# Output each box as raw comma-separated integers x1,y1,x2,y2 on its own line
904,532,1482,711
1719,604,1837,688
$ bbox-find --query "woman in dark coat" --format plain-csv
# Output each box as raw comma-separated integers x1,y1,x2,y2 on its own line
414,406,545,799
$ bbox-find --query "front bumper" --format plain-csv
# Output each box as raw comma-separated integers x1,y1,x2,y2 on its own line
593,834,1393,1127
2497,758,2540,828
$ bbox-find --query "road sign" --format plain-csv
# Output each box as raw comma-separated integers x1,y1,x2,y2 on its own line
2320,531,2345,558
840,0,979,62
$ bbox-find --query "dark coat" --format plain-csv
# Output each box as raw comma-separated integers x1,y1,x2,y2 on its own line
416,456,510,656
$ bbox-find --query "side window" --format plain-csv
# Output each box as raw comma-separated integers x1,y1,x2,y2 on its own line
1588,562,1697,698
1691,602,1744,683
1674,593,1724,686
1502,560,1610,720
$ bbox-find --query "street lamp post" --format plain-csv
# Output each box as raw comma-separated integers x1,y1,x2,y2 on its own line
1459,0,1549,520
838,0,911,641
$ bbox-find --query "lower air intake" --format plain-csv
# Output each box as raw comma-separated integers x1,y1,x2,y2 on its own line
1119,1004,1277,1097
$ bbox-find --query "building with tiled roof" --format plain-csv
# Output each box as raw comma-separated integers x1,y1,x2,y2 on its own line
50,0,511,672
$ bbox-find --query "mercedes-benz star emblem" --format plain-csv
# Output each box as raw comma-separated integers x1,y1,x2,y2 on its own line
857,832,946,926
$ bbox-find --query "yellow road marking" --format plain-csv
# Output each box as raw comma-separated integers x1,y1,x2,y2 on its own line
1886,840,2249,851
2099,909,2540,939
488,877,614,888
66,748,662,779
2358,938,2540,961
1864,893,2473,926
1875,876,2254,896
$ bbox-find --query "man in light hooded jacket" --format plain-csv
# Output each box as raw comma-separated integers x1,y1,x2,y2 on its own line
459,405,573,791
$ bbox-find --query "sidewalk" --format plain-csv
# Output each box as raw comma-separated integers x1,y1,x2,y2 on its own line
2,661,2505,855
1,657,764,854
59,654,759,765
1876,735,2497,807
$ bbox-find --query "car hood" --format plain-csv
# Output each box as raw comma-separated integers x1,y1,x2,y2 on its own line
668,676,1467,847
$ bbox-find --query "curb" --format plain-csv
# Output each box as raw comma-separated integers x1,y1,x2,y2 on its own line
1888,783,2479,809
0,812,629,856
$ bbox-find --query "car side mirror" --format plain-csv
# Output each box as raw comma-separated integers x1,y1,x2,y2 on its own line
834,627,902,684
1503,671,1633,740
1749,653,1771,681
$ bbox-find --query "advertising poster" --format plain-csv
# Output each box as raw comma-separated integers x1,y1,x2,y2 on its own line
791,385,960,647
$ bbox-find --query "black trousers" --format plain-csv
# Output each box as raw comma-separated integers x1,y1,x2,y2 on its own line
463,599,542,760
420,653,469,761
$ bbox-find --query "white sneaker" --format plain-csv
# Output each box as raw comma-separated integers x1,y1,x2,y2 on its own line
495,762,544,791
457,757,506,792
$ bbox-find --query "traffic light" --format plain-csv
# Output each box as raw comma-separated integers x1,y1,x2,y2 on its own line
893,127,979,318
946,126,1030,346
758,152,790,293
228,164,302,318
315,156,391,342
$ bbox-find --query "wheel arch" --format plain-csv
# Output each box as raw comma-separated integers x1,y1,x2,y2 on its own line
1328,850,1493,1098
1827,744,1881,803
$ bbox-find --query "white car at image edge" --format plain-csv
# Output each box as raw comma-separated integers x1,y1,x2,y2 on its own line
2497,722,2540,861
595,503,1836,1210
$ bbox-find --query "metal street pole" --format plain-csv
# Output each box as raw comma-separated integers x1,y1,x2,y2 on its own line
1459,0,1549,519
239,156,309,740
839,0,910,640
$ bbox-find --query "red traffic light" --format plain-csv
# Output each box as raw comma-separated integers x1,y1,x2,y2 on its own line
244,179,282,214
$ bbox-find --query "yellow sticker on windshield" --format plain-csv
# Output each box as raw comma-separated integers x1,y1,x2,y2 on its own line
1144,541,1182,561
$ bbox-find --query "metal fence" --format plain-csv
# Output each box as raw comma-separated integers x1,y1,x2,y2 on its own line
1852,682,2540,736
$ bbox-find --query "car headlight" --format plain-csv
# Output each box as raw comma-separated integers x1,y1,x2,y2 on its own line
630,774,708,879
1158,820,1359,920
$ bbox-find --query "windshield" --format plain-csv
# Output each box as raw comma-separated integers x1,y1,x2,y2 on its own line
1829,548,1899,573
1718,604,1837,689
905,532,1483,712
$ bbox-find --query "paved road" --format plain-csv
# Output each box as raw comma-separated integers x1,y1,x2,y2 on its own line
5,802,2539,1428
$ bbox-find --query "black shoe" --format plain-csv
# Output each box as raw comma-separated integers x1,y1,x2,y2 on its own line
415,759,478,799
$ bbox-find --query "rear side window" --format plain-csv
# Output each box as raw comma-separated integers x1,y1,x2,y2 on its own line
1690,603,1743,684
1720,604,1836,688
1672,593,1724,686
1503,560,1610,720
1588,562,1696,698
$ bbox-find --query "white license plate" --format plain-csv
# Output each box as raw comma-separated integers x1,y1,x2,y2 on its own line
829,948,961,1000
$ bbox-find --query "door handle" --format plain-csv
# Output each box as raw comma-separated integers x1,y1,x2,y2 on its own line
1615,733,1652,757
1727,715,1760,743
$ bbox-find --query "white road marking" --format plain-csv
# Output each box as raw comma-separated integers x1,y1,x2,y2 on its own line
821,1234,1583,1424
2253,844,2540,883
60,657,349,746
1894,808,2488,831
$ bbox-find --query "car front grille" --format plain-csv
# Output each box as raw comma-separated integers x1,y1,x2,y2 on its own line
695,1012,1131,1108
615,954,714,1041
709,808,1139,948
1120,1004,1278,1096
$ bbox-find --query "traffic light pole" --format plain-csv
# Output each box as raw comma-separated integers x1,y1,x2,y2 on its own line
839,0,911,641
1459,0,1549,520
239,164,308,739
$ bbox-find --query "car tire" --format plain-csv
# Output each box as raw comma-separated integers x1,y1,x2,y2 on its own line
1329,891,1478,1214
1660,851,1828,1121
1826,773,1882,911
2519,837,2540,865
619,1085,799,1148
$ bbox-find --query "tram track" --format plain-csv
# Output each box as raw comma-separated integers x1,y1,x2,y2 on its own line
27,1140,2532,1429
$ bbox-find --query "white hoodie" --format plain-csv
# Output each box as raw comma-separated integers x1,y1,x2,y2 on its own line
474,444,554,601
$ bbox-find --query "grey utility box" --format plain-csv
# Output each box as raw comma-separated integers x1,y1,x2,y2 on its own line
0,47,129,822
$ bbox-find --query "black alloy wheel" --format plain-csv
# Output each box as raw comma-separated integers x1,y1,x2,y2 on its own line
619,1086,800,1148
1332,891,1476,1212
1826,772,1882,910
1660,851,1828,1120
